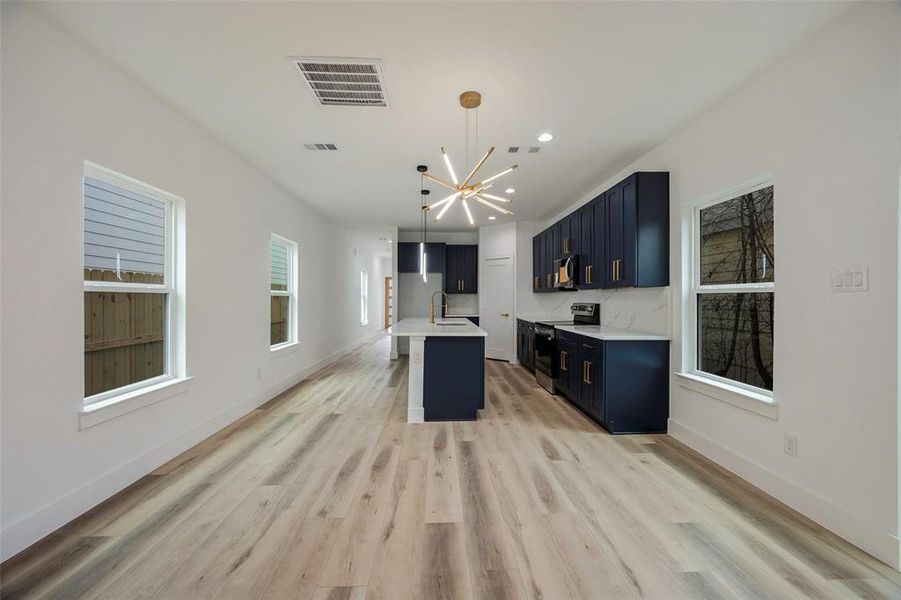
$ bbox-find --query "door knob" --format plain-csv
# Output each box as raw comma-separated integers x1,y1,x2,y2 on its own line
500,313,509,317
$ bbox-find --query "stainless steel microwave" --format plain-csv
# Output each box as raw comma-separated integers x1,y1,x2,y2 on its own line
553,255,579,290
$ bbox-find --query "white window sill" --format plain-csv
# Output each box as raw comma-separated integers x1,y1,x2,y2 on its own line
270,341,300,359
79,376,193,430
675,372,778,420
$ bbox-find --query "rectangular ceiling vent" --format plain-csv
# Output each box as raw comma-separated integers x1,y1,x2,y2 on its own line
290,57,387,107
507,146,519,153
304,143,339,151
528,146,540,153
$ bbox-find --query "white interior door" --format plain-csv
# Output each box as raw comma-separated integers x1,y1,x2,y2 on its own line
482,255,514,361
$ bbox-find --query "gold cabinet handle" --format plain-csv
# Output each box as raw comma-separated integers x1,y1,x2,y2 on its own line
583,361,592,384
560,350,567,371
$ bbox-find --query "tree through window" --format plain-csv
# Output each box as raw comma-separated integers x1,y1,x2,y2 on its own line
695,184,774,392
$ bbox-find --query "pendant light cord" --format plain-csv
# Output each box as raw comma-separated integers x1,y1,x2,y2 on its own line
420,172,426,244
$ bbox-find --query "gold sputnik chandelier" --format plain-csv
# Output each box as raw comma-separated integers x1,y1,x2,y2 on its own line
423,91,516,226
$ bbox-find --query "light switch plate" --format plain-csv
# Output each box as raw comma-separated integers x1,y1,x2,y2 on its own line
832,267,868,293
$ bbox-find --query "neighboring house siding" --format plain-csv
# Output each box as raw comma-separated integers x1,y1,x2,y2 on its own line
270,239,288,289
83,176,165,275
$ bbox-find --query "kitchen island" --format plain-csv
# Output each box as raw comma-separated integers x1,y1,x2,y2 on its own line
388,317,486,423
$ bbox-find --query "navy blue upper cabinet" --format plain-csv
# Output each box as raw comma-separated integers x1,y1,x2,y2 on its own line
398,242,446,274
398,242,419,273
445,244,477,294
426,242,446,274
546,226,558,288
531,171,667,293
565,212,580,257
605,172,669,288
578,194,605,289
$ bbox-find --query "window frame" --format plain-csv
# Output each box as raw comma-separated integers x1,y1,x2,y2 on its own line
270,233,299,351
360,269,369,326
687,175,775,399
82,162,180,407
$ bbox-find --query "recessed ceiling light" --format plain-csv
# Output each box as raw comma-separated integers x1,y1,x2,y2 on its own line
505,188,516,194
537,132,553,143
489,216,496,220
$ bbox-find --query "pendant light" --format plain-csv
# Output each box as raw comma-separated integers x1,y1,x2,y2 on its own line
417,165,429,282
424,91,516,225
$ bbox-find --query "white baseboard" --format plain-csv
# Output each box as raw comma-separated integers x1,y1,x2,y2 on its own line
668,418,900,570
0,331,384,562
407,407,424,423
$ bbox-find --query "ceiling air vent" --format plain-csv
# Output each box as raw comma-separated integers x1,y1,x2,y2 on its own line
528,146,540,153
304,143,339,151
507,146,519,153
290,57,387,107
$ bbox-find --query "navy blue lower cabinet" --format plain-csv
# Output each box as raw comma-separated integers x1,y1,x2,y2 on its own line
517,320,535,372
554,334,668,434
423,337,485,421
578,339,604,420
554,332,578,400
602,340,669,434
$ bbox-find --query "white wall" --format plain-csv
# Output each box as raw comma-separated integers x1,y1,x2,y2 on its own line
522,4,901,567
0,4,388,560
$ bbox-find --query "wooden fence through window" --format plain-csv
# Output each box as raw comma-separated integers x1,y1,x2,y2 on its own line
84,269,165,398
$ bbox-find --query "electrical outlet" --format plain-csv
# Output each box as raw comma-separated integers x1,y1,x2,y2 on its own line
783,433,798,457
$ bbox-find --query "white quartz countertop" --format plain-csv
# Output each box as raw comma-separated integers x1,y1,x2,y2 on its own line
515,315,549,323
554,325,670,341
445,312,479,317
388,317,487,337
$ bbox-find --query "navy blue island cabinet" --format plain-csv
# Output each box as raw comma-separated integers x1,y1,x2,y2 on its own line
423,336,485,421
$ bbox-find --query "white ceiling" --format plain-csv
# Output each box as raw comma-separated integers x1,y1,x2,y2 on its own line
38,1,847,231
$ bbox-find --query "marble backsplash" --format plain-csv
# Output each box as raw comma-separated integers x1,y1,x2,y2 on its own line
519,286,671,335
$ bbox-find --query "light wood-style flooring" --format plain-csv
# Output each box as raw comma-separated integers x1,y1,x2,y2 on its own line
2,335,900,599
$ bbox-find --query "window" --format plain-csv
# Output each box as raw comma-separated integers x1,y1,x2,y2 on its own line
270,234,298,348
691,181,774,394
360,270,369,325
83,163,181,404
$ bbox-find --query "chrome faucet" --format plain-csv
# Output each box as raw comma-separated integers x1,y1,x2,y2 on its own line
429,291,447,324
